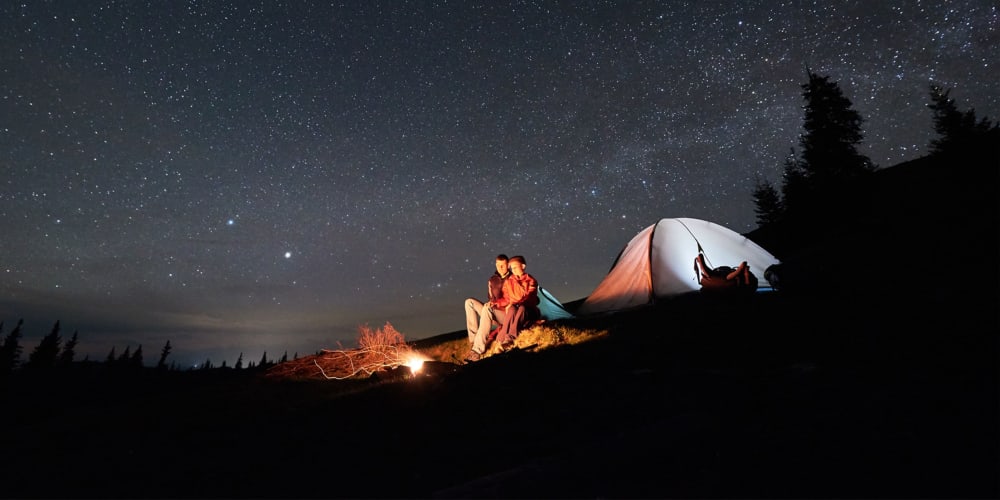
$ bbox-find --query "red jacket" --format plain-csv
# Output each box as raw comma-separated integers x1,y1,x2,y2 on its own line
496,273,539,310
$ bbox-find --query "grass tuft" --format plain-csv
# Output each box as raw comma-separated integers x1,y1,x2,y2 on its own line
411,321,610,363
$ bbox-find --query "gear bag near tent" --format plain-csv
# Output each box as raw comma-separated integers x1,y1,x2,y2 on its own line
576,217,781,316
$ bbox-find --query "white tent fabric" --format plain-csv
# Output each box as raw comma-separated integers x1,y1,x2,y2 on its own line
576,218,780,315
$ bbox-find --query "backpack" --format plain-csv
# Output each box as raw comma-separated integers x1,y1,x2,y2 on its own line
694,256,758,294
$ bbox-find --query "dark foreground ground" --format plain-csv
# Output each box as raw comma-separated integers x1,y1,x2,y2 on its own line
1,287,997,499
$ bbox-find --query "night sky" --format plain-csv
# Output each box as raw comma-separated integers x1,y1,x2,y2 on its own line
2,1,997,368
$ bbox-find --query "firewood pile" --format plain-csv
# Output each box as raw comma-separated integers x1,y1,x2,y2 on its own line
264,322,422,381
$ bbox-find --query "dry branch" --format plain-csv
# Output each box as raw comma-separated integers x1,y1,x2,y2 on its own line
265,322,422,381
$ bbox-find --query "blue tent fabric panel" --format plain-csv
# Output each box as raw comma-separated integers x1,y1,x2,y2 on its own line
538,287,574,320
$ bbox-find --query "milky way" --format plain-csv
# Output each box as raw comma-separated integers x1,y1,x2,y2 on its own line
2,1,997,366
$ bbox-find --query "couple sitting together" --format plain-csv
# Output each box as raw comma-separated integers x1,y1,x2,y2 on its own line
462,254,539,363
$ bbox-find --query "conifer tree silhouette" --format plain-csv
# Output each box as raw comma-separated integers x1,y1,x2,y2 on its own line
58,331,79,366
27,321,62,370
791,70,875,218
779,149,809,219
130,345,143,368
0,320,25,375
752,177,783,227
157,340,172,370
927,84,999,159
118,345,132,364
752,71,874,230
235,353,244,369
106,346,117,364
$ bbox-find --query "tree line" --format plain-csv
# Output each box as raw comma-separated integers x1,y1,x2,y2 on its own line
751,71,998,230
0,318,299,378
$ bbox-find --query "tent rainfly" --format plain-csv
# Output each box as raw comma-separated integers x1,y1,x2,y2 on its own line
576,217,780,315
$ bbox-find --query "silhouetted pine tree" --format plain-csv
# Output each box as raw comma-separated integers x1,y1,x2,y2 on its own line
753,150,803,229
130,345,143,368
259,352,269,368
157,340,172,370
778,149,809,218
26,321,62,370
752,178,783,227
106,346,117,364
928,84,999,160
0,320,25,375
234,353,244,369
780,71,873,223
58,331,79,365
799,71,875,181
280,351,288,363
118,345,131,364
755,71,875,232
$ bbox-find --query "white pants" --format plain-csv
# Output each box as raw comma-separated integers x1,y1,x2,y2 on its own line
464,297,507,354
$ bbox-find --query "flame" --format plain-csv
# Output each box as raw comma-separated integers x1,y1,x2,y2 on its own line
404,353,430,374
305,323,436,380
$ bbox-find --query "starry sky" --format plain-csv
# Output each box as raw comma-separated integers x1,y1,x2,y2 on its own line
2,1,997,368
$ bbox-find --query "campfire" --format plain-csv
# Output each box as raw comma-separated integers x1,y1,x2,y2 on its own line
265,322,430,381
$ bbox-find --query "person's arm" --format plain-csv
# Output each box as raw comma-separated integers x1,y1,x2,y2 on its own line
507,275,537,305
525,275,537,300
726,262,748,281
493,283,509,308
524,275,539,306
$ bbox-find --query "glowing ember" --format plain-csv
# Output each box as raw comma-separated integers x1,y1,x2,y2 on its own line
405,354,429,373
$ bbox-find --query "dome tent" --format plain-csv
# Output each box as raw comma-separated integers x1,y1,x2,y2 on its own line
576,217,780,315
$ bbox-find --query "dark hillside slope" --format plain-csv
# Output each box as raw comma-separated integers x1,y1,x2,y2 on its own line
748,152,998,304
1,290,994,498
9,287,998,498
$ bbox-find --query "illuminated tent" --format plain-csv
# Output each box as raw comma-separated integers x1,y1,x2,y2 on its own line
538,287,574,321
576,217,780,315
